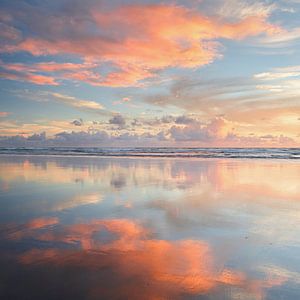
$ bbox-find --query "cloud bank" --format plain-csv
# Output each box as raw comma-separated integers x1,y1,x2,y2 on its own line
0,116,297,147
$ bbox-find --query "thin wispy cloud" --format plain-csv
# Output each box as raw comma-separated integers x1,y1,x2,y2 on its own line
216,0,277,20
50,93,105,111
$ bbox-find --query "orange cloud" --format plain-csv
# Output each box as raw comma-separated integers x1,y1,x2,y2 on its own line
1,61,95,73
0,70,58,85
0,4,282,87
0,61,92,86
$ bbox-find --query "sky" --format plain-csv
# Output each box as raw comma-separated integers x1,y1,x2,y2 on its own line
0,0,299,147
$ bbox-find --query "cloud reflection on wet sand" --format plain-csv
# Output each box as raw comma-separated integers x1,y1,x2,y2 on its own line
3,217,285,300
0,156,299,299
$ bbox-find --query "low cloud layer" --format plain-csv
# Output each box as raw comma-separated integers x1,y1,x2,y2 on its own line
0,115,297,147
109,114,126,129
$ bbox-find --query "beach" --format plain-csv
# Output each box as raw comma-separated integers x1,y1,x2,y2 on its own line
1,0,300,298
0,154,299,299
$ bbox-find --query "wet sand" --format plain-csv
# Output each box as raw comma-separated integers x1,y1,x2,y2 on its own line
0,155,299,299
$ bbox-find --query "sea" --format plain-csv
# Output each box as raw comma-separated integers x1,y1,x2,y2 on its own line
0,147,299,159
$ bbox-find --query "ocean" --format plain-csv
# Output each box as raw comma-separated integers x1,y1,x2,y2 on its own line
0,147,299,159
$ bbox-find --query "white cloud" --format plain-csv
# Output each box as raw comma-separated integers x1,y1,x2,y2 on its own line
255,27,300,46
216,0,277,20
254,65,300,94
169,117,233,142
254,71,300,80
50,92,104,110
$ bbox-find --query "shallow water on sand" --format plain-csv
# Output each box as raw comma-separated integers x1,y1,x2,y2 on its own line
0,155,299,299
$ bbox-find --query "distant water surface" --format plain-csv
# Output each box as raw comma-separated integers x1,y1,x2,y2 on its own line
0,155,299,299
0,147,299,159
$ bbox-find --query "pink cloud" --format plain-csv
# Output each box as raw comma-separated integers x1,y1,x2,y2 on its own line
0,70,58,85
0,112,10,117
0,3,282,87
